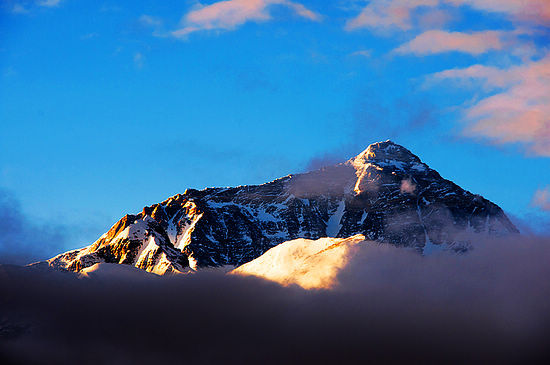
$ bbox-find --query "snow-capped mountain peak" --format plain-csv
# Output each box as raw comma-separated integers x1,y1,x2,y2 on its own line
41,141,518,275
346,140,428,194
349,140,427,173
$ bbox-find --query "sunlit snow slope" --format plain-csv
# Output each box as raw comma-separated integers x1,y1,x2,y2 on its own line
232,235,366,289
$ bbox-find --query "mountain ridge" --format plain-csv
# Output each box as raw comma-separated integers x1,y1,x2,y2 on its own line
42,140,518,274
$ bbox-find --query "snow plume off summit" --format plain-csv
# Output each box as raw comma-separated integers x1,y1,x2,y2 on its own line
42,140,518,274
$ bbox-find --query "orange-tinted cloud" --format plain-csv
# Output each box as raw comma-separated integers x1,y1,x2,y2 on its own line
532,186,550,211
346,0,550,32
345,0,439,31
432,54,550,156
448,0,550,24
172,0,321,38
394,30,504,55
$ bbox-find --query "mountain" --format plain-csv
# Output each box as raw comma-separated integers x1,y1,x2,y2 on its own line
232,235,366,289
43,140,518,274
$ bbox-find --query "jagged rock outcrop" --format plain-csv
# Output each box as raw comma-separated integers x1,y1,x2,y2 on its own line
44,140,518,274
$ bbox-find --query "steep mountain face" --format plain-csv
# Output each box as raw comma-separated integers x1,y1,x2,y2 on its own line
45,141,518,274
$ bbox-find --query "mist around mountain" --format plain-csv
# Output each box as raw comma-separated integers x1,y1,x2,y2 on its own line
2,234,550,364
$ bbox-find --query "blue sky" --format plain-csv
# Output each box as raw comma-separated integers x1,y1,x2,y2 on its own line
1,0,549,253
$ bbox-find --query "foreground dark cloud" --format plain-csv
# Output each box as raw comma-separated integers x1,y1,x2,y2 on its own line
2,234,550,364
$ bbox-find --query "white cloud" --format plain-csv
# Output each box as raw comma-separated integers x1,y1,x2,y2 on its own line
171,0,321,38
38,0,62,7
350,49,372,58
139,15,163,28
80,32,99,40
12,4,29,13
134,52,144,69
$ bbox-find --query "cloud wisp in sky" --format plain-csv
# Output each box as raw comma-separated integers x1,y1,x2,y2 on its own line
448,0,550,24
345,0,439,31
393,30,505,55
139,15,163,28
171,0,321,38
532,186,550,211
9,0,62,13
37,0,62,7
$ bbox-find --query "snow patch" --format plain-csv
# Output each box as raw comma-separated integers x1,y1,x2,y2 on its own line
326,200,345,237
232,234,365,289
360,210,368,224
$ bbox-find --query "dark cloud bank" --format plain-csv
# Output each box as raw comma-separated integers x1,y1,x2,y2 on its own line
0,189,72,266
2,235,550,365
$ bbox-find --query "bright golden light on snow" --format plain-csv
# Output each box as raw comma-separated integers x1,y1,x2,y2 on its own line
232,234,365,289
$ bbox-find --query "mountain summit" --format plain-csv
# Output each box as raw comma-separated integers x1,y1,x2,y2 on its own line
352,140,422,165
347,140,428,194
44,141,518,274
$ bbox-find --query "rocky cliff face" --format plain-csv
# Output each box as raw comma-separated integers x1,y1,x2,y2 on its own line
44,141,518,274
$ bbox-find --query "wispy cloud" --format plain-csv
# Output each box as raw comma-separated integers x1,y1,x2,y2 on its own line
283,1,320,21
139,15,163,28
12,3,29,13
417,8,454,29
11,0,63,13
532,186,550,211
431,54,550,156
394,30,505,55
346,0,550,31
448,0,550,24
345,0,440,31
350,49,372,58
400,179,417,194
37,0,62,7
171,0,321,38
133,52,144,69
80,32,99,40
